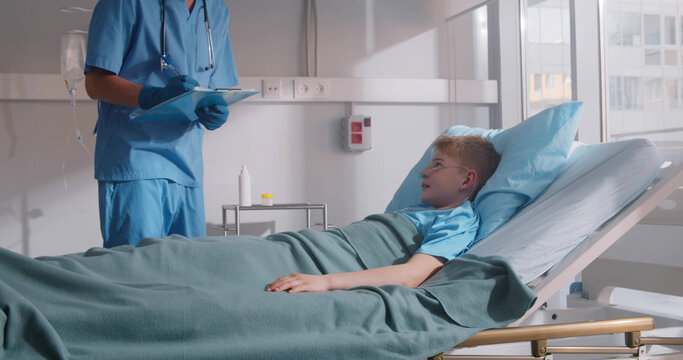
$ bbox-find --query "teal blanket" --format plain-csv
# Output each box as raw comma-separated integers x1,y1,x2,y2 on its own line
0,213,535,359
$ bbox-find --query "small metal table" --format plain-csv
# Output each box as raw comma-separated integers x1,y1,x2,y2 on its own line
221,203,328,235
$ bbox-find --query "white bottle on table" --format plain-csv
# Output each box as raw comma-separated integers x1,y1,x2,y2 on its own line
239,165,252,206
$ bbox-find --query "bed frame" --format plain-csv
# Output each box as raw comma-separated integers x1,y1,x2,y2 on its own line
429,148,683,359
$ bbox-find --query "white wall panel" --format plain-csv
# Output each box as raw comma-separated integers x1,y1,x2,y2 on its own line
0,1,476,256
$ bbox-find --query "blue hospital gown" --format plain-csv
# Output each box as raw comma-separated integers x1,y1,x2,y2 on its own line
397,201,479,261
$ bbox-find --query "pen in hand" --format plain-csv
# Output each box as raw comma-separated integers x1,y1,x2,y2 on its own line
161,55,182,76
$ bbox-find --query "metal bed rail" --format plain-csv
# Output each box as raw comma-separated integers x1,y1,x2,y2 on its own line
429,316,683,360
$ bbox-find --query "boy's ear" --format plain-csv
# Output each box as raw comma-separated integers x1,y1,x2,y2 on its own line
460,170,478,190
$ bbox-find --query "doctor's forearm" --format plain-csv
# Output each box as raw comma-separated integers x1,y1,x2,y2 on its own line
85,69,143,108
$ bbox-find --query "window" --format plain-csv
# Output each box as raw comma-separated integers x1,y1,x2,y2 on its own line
604,0,683,144
609,76,623,110
644,14,661,45
665,16,677,45
665,49,679,65
666,78,679,109
644,77,664,110
534,73,543,91
545,74,555,89
645,49,661,65
624,76,643,110
608,12,641,46
524,0,573,116
610,76,642,111
445,0,498,129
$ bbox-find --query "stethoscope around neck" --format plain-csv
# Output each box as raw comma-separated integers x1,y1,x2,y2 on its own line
161,0,215,72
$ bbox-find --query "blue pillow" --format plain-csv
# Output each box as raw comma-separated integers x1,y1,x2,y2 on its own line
385,102,583,240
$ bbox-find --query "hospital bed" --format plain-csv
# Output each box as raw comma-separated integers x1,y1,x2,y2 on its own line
2,104,683,359
374,102,683,359
428,142,683,358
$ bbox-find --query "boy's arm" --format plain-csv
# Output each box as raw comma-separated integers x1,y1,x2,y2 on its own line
266,253,444,293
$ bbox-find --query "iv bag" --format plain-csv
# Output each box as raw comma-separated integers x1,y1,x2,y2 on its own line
61,31,86,92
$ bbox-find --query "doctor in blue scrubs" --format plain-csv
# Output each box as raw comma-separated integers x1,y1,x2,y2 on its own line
84,0,239,248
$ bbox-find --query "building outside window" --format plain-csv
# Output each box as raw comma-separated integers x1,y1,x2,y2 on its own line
605,0,683,145
525,0,573,117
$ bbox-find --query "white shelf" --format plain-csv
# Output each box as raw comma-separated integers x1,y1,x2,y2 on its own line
0,73,498,105
239,77,497,104
0,73,92,102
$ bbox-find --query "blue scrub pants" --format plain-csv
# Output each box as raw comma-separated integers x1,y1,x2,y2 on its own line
98,179,206,248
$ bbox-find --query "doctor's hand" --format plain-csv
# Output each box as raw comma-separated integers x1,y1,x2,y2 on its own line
266,273,331,293
137,75,199,110
195,103,229,130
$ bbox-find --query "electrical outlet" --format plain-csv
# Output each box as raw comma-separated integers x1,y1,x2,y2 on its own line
262,79,282,99
294,79,329,99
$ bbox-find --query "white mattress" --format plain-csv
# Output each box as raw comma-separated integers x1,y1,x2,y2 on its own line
468,139,662,284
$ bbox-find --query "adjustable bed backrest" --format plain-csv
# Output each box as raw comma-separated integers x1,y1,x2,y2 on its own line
468,140,683,324
523,147,683,321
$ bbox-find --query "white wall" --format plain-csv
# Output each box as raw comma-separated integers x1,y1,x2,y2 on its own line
0,0,475,257
0,101,100,256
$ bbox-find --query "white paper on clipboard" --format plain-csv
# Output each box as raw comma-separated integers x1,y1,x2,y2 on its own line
131,88,259,122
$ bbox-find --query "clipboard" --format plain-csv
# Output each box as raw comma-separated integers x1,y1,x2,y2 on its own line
131,88,259,122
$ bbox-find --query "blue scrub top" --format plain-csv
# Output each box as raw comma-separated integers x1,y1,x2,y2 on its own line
85,0,239,187
397,201,479,261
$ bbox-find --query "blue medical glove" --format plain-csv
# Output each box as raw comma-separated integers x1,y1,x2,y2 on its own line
138,75,199,110
195,104,229,130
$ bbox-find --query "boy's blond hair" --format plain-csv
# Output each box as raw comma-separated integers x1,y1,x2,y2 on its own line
432,135,500,201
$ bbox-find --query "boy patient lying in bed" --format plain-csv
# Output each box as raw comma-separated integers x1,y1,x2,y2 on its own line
267,135,501,293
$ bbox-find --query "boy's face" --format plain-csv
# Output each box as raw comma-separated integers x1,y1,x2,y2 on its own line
419,151,472,209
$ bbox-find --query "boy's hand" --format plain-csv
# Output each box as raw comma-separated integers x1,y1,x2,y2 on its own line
266,273,330,293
